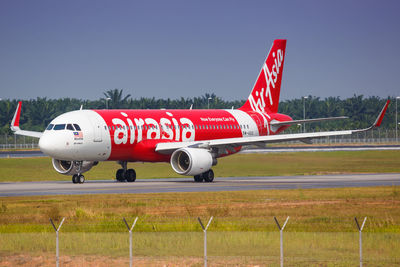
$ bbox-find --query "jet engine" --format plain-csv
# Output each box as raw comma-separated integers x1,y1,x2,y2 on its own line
52,159,98,175
170,148,216,176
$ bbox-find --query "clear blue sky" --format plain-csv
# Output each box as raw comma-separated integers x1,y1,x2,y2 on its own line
1,0,399,101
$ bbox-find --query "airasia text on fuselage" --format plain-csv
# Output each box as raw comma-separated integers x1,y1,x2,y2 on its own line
110,111,195,145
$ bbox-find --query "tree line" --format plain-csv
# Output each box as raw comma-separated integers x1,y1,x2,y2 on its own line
0,89,397,135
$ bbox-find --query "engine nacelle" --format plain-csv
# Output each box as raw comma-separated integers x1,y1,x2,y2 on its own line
170,148,214,176
52,159,98,176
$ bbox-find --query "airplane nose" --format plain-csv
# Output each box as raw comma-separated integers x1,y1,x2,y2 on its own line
39,135,55,156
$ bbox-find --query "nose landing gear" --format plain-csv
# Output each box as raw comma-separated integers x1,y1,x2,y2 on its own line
72,174,85,184
116,161,136,182
72,161,85,184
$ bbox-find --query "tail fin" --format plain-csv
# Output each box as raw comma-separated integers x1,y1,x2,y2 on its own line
239,39,286,114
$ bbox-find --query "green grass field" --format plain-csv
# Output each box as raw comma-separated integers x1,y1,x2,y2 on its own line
1,150,400,182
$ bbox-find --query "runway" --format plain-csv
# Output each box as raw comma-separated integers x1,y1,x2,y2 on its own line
0,173,399,197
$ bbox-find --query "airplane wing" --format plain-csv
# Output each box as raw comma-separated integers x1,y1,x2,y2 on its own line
10,101,43,138
156,100,390,154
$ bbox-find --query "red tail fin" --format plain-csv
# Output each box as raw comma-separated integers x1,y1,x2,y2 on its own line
239,39,286,114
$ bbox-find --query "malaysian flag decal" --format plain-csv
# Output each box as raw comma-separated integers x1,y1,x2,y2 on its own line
74,131,83,139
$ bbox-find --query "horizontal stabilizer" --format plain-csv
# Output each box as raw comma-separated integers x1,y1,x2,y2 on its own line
270,116,348,126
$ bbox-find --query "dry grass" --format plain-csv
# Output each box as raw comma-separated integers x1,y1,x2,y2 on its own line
1,186,400,233
1,186,400,265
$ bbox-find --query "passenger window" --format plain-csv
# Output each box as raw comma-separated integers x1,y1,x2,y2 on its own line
46,124,54,130
66,124,75,131
73,124,81,131
54,124,66,130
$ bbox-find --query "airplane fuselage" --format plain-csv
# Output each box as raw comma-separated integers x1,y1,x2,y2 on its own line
39,108,292,162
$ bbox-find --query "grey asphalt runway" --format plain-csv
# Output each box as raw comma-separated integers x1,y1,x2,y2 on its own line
0,173,399,197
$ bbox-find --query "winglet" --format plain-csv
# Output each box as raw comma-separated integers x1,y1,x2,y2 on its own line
373,99,390,128
10,101,22,131
353,99,390,133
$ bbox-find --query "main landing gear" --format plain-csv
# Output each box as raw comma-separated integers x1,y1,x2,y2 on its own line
72,161,85,184
193,169,214,183
116,161,136,182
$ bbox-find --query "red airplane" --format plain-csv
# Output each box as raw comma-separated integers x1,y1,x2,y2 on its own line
11,39,390,184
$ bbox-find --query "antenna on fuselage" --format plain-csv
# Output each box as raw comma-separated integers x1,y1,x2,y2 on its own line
80,105,83,110
190,104,193,110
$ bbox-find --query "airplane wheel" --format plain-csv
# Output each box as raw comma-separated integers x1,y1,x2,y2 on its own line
194,175,203,182
203,169,214,183
78,174,85,184
126,169,136,182
116,169,125,182
72,174,79,184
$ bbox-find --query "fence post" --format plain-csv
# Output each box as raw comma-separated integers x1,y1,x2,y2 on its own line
50,217,65,267
274,216,289,267
198,216,213,267
123,217,138,267
355,217,367,267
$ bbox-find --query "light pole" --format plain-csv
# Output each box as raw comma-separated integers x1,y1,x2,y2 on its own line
207,97,212,109
105,97,111,109
396,97,400,142
302,96,308,133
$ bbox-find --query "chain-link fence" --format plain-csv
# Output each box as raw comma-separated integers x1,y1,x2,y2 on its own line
1,228,399,266
0,134,39,149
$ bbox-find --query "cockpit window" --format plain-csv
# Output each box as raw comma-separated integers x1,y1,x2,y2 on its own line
66,124,75,131
46,124,54,130
73,124,81,131
53,124,66,130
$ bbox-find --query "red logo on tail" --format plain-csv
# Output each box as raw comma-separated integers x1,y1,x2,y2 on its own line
240,39,286,114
